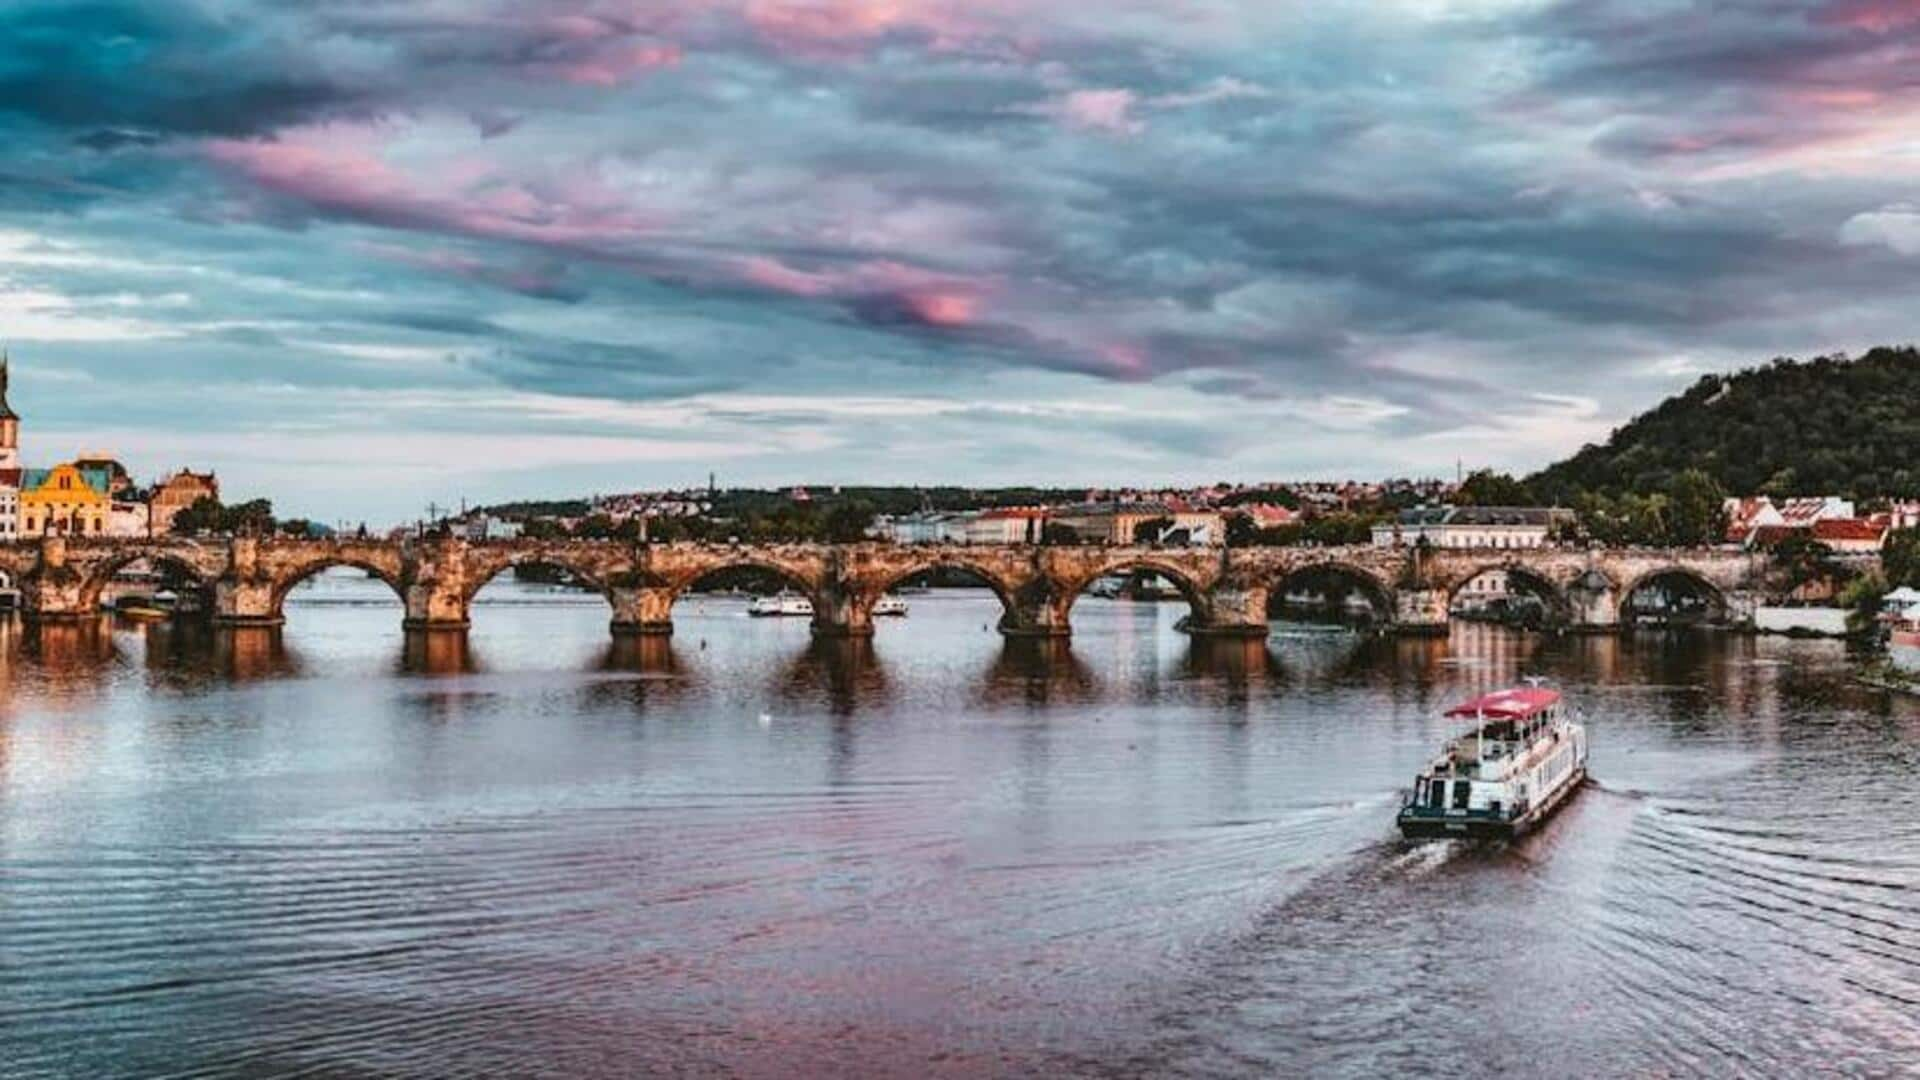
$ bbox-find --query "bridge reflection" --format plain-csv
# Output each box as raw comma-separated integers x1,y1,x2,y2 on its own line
0,610,1824,730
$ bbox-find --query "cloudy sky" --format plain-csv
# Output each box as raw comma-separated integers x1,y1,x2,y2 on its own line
4,0,1920,522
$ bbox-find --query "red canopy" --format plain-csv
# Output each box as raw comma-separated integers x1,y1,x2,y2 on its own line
1444,687,1560,720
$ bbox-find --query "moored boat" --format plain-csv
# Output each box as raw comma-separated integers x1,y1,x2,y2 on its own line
872,595,909,617
747,592,814,618
1397,685,1588,840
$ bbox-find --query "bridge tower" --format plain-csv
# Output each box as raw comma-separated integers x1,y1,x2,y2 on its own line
0,351,19,471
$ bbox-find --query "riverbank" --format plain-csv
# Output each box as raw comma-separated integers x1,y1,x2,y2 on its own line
1857,660,1920,695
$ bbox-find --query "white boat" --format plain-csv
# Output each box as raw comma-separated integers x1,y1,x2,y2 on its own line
873,595,910,617
1397,685,1588,840
748,593,814,618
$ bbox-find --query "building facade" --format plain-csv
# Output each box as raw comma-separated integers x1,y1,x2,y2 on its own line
1051,501,1224,546
961,508,1049,544
21,463,110,538
0,358,18,542
1373,506,1572,549
148,470,220,536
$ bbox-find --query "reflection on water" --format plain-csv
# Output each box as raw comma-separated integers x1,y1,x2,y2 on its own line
0,576,1916,1077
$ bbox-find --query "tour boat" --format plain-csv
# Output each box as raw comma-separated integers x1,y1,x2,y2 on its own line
873,595,910,617
748,593,814,618
1397,685,1588,840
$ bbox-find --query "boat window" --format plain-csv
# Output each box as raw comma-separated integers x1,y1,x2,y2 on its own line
1452,781,1472,810
1427,780,1445,809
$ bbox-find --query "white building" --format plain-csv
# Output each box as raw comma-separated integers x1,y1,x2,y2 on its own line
1724,495,1856,544
106,500,150,538
1373,506,1571,549
961,508,1048,545
880,511,968,545
0,355,18,542
1452,568,1510,611
461,514,523,542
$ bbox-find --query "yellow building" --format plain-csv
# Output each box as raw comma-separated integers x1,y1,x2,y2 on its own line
21,463,110,538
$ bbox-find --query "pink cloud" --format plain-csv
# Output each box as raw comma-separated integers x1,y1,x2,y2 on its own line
1061,89,1142,135
1098,343,1151,376
1009,88,1145,136
739,0,1000,59
547,42,683,86
738,256,990,324
1817,0,1920,31
206,122,657,250
904,290,976,326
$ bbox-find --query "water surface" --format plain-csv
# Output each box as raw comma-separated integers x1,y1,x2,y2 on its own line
3,573,1917,1077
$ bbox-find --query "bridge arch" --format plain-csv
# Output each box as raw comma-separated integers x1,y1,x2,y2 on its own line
1444,563,1573,626
665,558,830,612
860,557,1021,629
1268,560,1395,624
269,555,408,616
77,545,224,611
459,546,646,618
1054,557,1211,630
1620,565,1729,625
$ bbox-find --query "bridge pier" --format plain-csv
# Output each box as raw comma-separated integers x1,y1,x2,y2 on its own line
1723,589,1761,631
1392,588,1450,635
1185,584,1271,638
401,540,474,631
211,579,284,627
811,583,875,639
21,538,92,622
211,538,284,627
610,586,676,636
402,586,471,631
1565,571,1621,632
999,580,1073,639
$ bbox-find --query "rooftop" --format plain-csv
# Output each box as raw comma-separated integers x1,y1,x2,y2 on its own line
1444,687,1561,720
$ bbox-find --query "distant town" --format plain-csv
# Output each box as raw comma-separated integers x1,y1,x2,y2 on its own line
5,351,1917,643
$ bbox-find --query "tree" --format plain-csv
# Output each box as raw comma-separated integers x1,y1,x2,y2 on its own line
170,496,275,537
1840,571,1888,638
823,500,877,543
1455,470,1532,507
1226,513,1263,547
520,518,568,541
1883,529,1920,589
1767,534,1842,594
169,496,224,536
1664,469,1728,547
225,499,275,536
1041,522,1081,546
1528,347,1920,502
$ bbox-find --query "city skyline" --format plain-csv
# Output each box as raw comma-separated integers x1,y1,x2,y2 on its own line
9,2,1920,521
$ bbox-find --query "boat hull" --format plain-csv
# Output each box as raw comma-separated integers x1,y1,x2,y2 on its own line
1398,767,1586,841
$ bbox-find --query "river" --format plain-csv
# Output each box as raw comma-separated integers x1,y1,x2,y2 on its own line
2,571,1917,1077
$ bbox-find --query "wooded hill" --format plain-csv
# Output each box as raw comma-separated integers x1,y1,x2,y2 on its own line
1529,346,1920,501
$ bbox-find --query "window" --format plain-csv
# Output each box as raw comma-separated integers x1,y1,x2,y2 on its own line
1452,780,1473,810
1425,780,1444,809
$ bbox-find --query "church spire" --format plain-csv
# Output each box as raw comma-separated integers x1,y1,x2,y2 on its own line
0,348,15,421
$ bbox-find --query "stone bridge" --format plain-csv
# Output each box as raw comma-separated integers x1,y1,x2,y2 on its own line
0,536,1801,639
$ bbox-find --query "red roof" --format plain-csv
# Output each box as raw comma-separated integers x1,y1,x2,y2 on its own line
1445,687,1561,720
1811,518,1886,543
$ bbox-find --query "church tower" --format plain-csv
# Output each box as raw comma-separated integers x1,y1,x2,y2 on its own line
0,350,19,471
